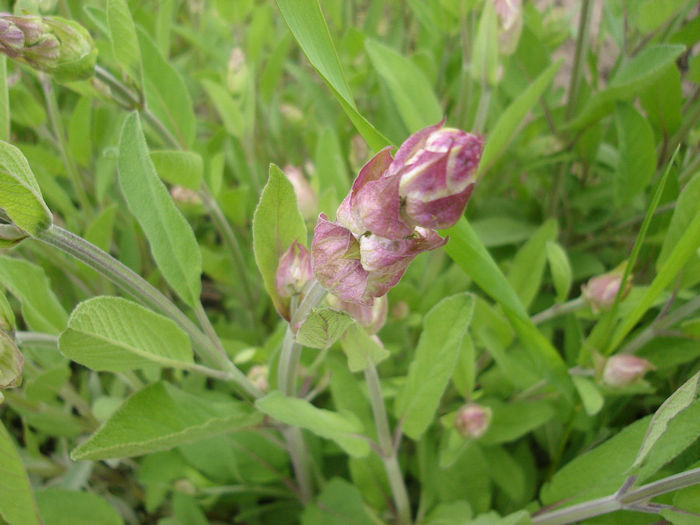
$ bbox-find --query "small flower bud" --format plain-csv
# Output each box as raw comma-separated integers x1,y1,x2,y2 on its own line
284,165,318,220
602,355,655,388
455,403,492,439
494,0,523,56
327,294,388,334
247,365,269,393
581,268,632,314
390,122,483,230
0,15,97,82
276,241,313,299
170,185,202,204
0,332,23,390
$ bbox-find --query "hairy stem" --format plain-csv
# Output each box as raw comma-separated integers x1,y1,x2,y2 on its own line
532,297,586,324
365,362,412,525
532,467,700,525
35,224,260,398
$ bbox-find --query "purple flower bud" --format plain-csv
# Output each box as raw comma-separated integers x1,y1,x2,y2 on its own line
284,165,318,221
311,214,370,304
327,294,388,335
455,403,492,439
0,15,97,81
276,241,313,299
602,355,655,388
390,122,484,230
581,269,632,314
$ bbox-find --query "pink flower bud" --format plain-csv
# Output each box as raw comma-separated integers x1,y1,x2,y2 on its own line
455,403,492,439
390,122,483,230
602,355,655,388
276,241,313,299
284,165,318,220
247,365,269,393
327,294,388,334
581,269,632,314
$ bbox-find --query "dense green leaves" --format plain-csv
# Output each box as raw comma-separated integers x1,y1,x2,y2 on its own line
118,112,202,307
252,164,307,315
36,489,122,525
72,382,261,460
0,421,41,525
0,141,52,236
59,296,193,372
395,293,474,439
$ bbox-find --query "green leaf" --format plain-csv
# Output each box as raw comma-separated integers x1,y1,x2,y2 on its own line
0,332,22,389
614,102,656,203
118,112,202,307
36,489,122,525
275,0,390,151
365,38,442,132
256,391,369,457
632,371,700,470
71,382,262,460
471,0,499,86
471,217,537,248
252,164,307,315
0,141,52,236
541,416,651,505
138,28,196,148
107,0,143,87
546,241,573,303
572,376,604,416
443,218,573,400
200,79,244,138
658,172,700,269
339,322,390,372
395,293,475,439
507,219,558,310
0,56,9,142
569,44,686,129
150,150,203,190
478,60,562,177
296,308,353,350
68,97,92,168
302,478,376,525
0,256,67,334
481,400,555,445
0,421,42,525
483,446,527,503
59,296,193,372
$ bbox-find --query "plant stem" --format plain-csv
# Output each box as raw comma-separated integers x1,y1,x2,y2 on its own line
14,331,58,348
35,224,260,398
532,467,700,525
532,297,586,324
619,295,700,355
365,362,412,525
39,73,92,215
565,0,593,121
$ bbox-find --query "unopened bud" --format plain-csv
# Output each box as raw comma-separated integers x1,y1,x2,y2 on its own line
602,355,655,388
170,185,201,204
582,268,632,314
0,332,23,389
494,0,523,55
455,403,491,439
247,365,269,393
276,241,312,298
0,15,97,82
284,165,318,220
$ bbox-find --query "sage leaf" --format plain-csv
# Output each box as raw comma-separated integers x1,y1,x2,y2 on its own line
0,421,41,525
339,322,389,373
60,296,193,372
296,307,353,350
107,0,143,88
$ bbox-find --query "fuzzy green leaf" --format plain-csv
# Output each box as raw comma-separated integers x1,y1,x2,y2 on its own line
296,308,353,350
36,489,122,525
0,421,41,525
118,112,202,307
59,296,193,372
107,0,143,87
71,382,261,460
150,150,203,190
339,322,390,372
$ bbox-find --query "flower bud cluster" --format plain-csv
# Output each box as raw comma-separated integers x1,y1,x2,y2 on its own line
311,121,483,305
0,14,96,81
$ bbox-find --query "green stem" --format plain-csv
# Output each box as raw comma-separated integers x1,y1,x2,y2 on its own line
35,224,260,398
14,331,58,349
39,74,92,215
365,362,412,525
532,468,700,525
532,297,586,324
565,0,593,120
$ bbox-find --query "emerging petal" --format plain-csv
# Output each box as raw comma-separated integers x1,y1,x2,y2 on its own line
311,214,369,304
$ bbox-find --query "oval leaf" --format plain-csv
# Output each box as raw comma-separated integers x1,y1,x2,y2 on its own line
71,381,262,460
296,307,353,350
59,296,193,372
118,112,202,307
0,421,41,525
0,141,52,236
